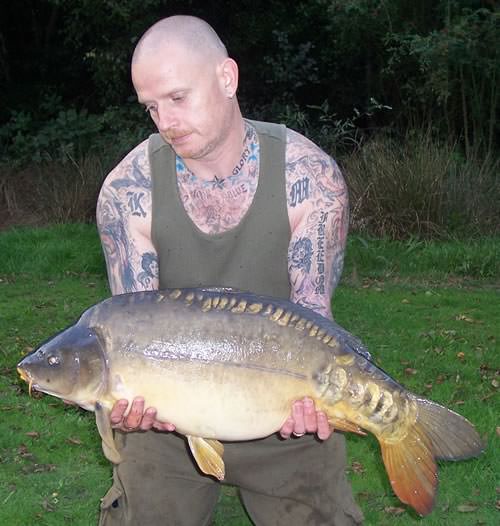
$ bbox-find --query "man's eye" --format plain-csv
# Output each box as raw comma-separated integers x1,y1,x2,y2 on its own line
145,105,157,114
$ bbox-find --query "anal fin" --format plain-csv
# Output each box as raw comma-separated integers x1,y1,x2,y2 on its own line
187,436,225,480
95,401,122,464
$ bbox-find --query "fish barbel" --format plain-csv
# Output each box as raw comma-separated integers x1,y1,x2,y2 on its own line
17,287,484,516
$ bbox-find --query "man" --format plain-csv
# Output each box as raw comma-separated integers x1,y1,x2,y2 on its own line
96,15,363,526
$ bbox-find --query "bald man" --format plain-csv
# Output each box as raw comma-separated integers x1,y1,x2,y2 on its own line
96,15,364,526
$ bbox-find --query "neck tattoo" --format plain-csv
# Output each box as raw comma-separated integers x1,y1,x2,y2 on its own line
208,145,251,190
177,123,257,190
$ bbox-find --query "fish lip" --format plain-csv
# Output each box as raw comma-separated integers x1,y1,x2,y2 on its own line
17,366,30,383
17,367,36,397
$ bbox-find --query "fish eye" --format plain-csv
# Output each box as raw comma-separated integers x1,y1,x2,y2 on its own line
47,355,60,366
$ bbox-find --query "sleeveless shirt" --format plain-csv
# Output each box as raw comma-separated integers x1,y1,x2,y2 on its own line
148,119,291,299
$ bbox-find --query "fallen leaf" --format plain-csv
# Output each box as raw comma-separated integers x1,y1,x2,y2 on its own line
66,437,82,446
401,299,410,304
17,444,33,458
457,352,465,360
25,431,40,439
351,461,366,474
22,463,57,475
454,400,465,406
492,379,499,388
457,504,478,513
405,368,417,376
384,506,406,515
41,499,55,512
496,499,500,511
455,314,476,323
496,427,500,438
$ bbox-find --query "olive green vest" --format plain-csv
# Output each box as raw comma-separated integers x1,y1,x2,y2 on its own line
148,120,291,299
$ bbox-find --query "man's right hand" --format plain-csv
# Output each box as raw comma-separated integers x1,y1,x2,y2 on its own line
110,397,176,433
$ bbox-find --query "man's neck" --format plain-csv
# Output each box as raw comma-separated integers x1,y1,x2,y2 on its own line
182,114,247,182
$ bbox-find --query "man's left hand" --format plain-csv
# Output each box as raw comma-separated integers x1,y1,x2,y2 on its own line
279,397,332,440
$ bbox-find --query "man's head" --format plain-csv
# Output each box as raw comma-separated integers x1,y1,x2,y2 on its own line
132,16,241,160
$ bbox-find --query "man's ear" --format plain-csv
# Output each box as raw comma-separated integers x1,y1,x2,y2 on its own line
219,58,239,98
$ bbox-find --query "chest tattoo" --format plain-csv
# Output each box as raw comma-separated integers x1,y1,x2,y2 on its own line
176,124,260,234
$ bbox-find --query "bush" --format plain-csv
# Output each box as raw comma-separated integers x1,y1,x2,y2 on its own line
342,130,499,239
0,103,153,168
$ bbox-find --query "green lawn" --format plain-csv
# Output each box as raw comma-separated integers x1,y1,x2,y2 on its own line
0,226,498,525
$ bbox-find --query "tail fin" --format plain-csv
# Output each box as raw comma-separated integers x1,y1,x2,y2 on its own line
379,398,484,516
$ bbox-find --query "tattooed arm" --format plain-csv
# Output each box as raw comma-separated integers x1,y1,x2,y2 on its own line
285,129,349,320
280,129,348,441
96,140,159,295
97,139,174,433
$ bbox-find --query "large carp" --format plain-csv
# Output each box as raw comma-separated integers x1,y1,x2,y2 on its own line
17,287,484,516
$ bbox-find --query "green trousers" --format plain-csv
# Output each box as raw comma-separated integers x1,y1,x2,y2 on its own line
98,431,364,526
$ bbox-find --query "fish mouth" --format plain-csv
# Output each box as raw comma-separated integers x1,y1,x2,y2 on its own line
17,367,35,397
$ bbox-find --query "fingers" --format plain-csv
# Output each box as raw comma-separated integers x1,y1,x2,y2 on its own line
316,411,333,440
279,417,296,439
110,399,129,428
303,397,317,433
110,397,175,433
124,397,145,429
279,398,332,440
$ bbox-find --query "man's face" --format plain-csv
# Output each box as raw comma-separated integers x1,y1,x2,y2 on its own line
132,44,232,161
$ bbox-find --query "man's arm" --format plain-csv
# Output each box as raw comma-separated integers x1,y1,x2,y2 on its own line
285,129,349,319
97,140,174,432
280,129,349,440
96,140,159,295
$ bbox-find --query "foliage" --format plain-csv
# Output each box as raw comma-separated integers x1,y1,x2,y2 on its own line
0,99,153,167
384,2,499,156
0,1,498,238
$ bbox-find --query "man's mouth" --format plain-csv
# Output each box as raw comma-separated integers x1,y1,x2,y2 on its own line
167,132,192,145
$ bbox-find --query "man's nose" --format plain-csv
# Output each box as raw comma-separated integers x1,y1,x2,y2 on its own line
156,106,177,133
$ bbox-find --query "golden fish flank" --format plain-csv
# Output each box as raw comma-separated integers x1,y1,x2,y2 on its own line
17,287,484,518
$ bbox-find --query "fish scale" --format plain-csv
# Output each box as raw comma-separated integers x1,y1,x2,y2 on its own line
17,287,484,517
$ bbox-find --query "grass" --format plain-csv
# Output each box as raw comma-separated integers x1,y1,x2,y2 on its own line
0,225,498,525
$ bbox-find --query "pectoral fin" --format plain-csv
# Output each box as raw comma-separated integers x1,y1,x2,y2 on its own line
95,401,122,464
187,436,225,480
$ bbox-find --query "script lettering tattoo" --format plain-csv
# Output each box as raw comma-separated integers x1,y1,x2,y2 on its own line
315,211,328,295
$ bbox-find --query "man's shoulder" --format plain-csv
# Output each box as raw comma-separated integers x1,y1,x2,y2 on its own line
101,138,151,189
285,128,330,163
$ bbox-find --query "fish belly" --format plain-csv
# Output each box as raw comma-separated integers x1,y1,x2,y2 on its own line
110,360,314,440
